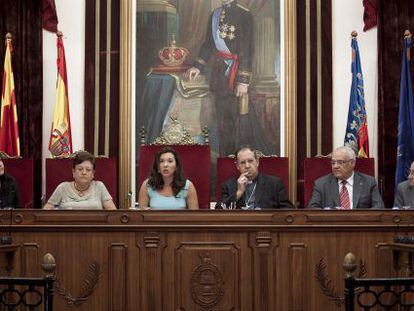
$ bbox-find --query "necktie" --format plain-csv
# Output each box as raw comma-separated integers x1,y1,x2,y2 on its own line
340,180,351,209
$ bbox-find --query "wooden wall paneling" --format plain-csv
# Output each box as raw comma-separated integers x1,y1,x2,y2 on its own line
288,242,308,310
0,210,11,225
174,240,241,311
5,209,414,310
109,243,128,310
249,231,278,311
376,242,393,278
21,243,39,277
137,231,166,311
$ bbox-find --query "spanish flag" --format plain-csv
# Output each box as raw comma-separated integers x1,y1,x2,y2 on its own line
0,33,20,157
49,32,72,157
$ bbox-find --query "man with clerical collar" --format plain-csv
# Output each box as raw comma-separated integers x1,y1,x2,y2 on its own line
308,146,384,209
395,161,414,208
219,146,293,209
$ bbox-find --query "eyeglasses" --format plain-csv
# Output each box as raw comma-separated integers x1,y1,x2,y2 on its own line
408,170,414,176
330,160,353,166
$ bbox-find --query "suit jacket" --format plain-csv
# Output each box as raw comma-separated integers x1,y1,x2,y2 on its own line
395,180,414,208
220,173,293,209
307,171,384,209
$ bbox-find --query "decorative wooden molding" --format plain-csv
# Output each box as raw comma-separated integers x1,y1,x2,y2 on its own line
137,232,166,310
314,257,367,307
119,0,133,209
285,0,297,204
249,231,277,310
55,260,101,306
143,232,161,248
109,244,128,310
288,243,308,309
190,252,224,309
21,243,39,277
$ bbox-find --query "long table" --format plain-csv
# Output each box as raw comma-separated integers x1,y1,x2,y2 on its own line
0,209,412,310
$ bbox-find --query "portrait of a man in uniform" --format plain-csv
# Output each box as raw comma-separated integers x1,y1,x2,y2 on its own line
136,0,281,155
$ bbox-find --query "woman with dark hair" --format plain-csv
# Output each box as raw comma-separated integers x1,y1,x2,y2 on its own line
138,147,198,209
0,158,21,208
43,151,116,210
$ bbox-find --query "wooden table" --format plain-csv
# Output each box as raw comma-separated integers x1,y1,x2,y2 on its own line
1,209,413,310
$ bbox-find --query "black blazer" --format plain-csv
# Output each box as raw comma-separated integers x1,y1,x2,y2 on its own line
0,174,21,208
220,173,293,209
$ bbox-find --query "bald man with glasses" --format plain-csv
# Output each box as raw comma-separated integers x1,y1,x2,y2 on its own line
219,146,293,209
395,161,414,208
307,146,384,209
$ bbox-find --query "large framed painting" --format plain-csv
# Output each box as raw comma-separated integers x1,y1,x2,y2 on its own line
118,0,297,207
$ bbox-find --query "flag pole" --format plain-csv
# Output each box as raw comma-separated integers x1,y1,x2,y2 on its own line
405,30,411,60
5,33,11,44
351,31,357,62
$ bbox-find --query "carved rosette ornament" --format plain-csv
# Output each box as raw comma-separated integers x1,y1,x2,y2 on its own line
190,253,224,309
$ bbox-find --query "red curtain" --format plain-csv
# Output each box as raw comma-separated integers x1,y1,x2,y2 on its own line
363,0,377,31
42,0,58,33
0,0,43,208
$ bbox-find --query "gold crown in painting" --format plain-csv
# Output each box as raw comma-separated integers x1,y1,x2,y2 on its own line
158,35,189,67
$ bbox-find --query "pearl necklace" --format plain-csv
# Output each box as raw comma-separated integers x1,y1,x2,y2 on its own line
73,182,91,197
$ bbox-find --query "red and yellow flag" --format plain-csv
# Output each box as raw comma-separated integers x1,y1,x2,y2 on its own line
49,32,72,157
0,34,20,156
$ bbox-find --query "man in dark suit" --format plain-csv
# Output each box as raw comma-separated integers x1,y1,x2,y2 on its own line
395,161,414,208
308,146,384,209
220,146,293,209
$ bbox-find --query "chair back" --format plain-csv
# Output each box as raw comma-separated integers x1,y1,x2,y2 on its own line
46,157,117,205
3,158,34,208
304,157,375,207
216,157,289,200
138,145,211,209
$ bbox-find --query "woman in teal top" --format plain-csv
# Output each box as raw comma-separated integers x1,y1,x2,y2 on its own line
138,147,199,210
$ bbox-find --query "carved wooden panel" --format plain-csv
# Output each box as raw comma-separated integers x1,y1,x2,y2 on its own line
137,231,166,311
4,210,414,310
174,242,240,311
109,243,128,310
376,242,392,277
21,243,39,277
249,231,279,311
288,243,308,310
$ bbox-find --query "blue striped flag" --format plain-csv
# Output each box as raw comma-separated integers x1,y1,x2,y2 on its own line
395,34,414,187
344,34,369,157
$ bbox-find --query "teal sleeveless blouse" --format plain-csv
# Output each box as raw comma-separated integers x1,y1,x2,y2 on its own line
147,180,189,210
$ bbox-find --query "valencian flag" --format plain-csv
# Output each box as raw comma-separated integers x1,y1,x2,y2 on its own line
344,31,369,157
395,31,414,187
0,33,20,156
49,32,72,156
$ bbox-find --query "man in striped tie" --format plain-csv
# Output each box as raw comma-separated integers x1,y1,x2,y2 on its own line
307,146,384,209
